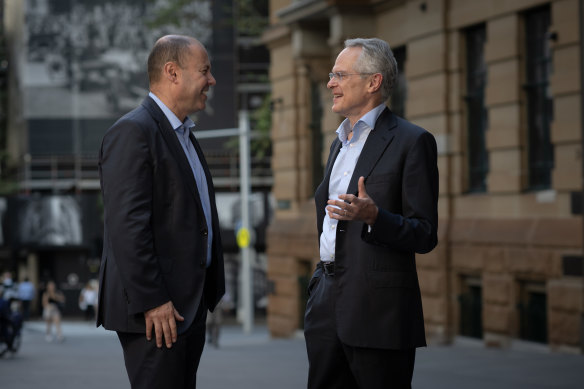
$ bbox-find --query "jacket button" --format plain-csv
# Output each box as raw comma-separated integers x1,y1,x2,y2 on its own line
201,229,208,236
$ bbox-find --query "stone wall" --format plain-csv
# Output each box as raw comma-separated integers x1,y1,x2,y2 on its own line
263,0,584,352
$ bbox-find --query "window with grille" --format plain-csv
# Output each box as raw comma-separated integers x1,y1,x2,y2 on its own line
465,24,488,193
524,6,554,190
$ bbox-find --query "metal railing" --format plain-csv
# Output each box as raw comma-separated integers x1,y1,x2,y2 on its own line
18,151,272,192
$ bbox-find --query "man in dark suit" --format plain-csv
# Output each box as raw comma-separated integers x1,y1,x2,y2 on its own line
304,38,439,388
98,35,225,389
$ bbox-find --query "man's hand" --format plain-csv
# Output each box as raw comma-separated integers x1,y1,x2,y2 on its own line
145,301,184,349
326,176,378,226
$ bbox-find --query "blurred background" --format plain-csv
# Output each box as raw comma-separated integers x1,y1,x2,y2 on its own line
0,0,583,357
0,0,273,326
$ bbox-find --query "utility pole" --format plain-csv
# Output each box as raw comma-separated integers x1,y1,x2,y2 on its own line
196,111,254,334
238,110,254,334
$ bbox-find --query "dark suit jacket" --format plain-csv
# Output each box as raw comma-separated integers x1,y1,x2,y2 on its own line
314,107,438,349
97,96,225,335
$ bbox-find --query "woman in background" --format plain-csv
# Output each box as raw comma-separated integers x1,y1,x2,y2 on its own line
42,281,65,342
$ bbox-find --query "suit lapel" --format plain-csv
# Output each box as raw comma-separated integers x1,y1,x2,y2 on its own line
141,97,203,209
346,108,397,195
316,139,342,210
324,140,343,181
189,133,221,230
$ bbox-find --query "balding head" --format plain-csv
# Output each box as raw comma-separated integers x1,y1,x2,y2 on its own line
147,35,202,86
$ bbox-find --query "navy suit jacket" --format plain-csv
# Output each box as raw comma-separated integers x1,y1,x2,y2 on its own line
313,107,438,349
97,96,225,334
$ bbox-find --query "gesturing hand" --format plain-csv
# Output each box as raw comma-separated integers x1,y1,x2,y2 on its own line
145,301,185,349
326,176,378,226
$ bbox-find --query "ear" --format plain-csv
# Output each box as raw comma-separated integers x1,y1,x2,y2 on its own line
163,61,179,83
368,73,383,94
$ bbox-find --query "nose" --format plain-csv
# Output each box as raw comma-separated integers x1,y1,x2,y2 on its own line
327,77,336,89
208,72,216,86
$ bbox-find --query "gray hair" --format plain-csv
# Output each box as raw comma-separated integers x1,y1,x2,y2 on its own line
344,38,397,101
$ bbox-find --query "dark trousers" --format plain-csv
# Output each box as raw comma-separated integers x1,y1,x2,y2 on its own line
21,300,31,321
304,269,415,389
117,301,207,389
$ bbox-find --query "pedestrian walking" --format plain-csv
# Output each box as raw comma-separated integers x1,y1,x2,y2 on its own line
42,280,65,342
17,277,35,320
78,280,98,321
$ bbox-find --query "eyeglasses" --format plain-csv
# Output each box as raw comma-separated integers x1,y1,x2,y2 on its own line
328,72,376,82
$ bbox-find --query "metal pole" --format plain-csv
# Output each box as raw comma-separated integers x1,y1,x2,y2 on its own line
239,110,254,334
191,119,260,334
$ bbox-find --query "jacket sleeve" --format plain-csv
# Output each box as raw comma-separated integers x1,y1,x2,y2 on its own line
100,119,170,315
362,130,439,254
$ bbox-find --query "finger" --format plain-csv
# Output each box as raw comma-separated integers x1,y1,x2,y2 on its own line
174,309,185,322
162,320,173,348
358,177,368,198
327,199,343,207
326,207,335,218
170,323,178,345
155,321,163,348
145,318,153,341
337,194,356,202
326,205,343,217
169,317,178,344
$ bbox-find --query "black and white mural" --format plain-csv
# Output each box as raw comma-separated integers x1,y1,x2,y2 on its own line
18,195,82,246
23,0,217,122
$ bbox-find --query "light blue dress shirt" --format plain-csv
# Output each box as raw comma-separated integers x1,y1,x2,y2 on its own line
149,92,213,267
319,103,386,263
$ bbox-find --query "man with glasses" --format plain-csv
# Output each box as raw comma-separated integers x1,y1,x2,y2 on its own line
304,38,439,388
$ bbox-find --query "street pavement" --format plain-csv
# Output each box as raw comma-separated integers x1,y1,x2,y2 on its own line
0,320,582,388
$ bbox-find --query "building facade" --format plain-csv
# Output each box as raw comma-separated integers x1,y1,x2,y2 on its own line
263,0,584,352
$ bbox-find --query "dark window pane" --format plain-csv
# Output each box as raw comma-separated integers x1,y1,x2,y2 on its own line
458,277,483,339
390,46,406,119
518,281,548,343
311,82,323,192
465,24,488,193
524,6,553,190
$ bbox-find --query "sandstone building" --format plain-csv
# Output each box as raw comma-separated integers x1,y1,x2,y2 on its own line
263,0,583,352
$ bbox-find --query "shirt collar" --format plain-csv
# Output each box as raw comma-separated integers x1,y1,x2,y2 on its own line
149,91,196,131
336,103,386,144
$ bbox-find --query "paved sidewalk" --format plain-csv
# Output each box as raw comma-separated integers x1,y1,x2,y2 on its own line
0,320,582,388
